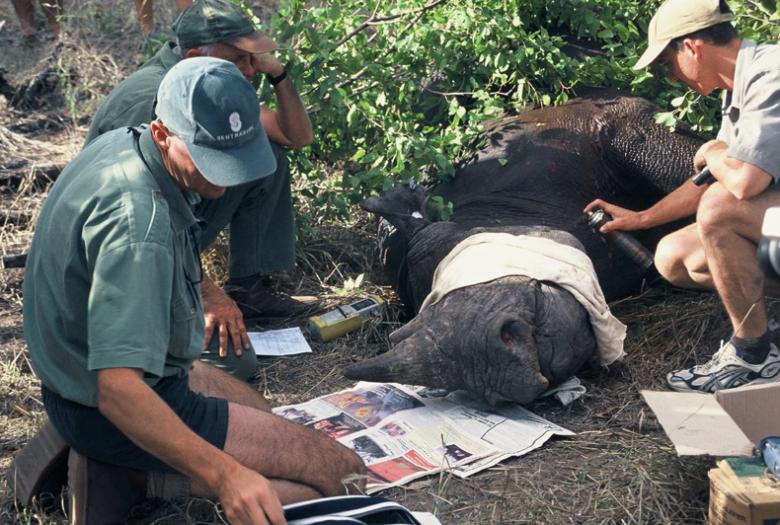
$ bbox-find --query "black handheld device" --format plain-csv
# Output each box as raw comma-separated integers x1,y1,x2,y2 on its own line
691,166,716,186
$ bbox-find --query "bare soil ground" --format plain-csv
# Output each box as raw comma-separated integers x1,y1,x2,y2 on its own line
1,1,776,523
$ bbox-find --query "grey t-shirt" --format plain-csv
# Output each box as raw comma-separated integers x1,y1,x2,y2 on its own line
717,40,780,184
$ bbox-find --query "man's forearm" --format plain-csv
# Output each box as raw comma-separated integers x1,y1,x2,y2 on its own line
270,77,313,147
253,52,313,147
96,368,238,492
639,180,706,228
705,148,773,200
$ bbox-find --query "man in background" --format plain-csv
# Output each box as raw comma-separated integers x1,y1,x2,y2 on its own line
87,0,315,380
10,0,62,40
133,0,191,45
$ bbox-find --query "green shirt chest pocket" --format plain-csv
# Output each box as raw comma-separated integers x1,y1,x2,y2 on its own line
169,227,205,361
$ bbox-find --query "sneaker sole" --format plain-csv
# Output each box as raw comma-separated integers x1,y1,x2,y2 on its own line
668,366,780,393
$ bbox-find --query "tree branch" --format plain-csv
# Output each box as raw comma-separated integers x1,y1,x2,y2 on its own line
304,0,449,99
332,0,450,52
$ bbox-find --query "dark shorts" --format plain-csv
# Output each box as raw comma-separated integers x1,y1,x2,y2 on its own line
42,374,229,473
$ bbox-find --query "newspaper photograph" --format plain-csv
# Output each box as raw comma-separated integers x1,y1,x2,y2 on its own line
274,382,573,493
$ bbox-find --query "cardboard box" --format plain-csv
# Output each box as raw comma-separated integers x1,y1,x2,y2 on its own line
708,457,780,525
643,384,780,525
641,383,780,456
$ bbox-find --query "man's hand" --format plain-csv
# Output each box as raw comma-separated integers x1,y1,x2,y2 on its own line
693,139,727,173
216,463,287,525
584,199,647,233
97,368,287,525
251,51,285,78
201,275,250,358
251,46,314,149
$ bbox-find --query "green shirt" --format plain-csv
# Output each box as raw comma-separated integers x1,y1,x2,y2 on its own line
84,43,182,146
24,127,205,407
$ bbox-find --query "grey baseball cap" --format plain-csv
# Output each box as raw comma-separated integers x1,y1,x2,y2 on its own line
155,56,276,187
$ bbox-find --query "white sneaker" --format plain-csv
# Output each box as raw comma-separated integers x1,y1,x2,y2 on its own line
667,342,780,393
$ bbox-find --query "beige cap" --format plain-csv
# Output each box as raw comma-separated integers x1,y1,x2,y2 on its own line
633,0,734,70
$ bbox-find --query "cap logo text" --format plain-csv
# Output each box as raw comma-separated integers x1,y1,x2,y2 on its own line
229,112,242,132
216,123,255,142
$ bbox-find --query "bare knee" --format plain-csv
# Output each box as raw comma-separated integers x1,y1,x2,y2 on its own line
189,361,270,412
655,234,693,286
696,184,738,240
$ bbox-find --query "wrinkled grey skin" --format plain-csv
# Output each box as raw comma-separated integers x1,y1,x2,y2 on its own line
344,93,703,405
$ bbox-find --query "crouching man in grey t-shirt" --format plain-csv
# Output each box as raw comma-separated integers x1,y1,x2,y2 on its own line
585,0,780,393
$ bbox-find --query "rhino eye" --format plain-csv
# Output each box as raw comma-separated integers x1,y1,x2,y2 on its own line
500,320,521,346
500,327,514,346
500,320,533,347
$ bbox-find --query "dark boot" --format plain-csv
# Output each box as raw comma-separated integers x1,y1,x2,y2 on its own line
5,420,69,508
226,279,318,320
68,450,146,525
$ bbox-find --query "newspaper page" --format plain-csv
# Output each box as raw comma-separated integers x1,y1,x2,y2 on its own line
274,382,573,493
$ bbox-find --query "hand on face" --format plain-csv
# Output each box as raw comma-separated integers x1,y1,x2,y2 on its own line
250,51,284,78
206,40,283,80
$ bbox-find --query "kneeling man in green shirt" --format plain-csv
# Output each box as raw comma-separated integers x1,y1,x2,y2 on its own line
24,57,365,525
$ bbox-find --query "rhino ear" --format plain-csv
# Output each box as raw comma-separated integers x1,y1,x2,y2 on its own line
361,184,430,237
388,311,427,345
495,320,549,403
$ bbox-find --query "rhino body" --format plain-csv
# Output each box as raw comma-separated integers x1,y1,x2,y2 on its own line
345,94,703,404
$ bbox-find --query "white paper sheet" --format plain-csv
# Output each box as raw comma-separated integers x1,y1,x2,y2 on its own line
249,328,312,357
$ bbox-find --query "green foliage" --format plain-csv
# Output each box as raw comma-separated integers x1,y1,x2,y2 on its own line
255,0,779,220
426,195,453,221
330,273,367,297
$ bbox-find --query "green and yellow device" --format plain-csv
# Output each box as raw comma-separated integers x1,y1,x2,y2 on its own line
308,295,384,342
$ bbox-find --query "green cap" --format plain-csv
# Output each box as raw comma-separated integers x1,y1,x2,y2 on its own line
172,0,277,53
156,56,276,187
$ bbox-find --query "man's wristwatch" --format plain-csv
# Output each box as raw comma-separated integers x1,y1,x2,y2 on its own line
267,69,287,86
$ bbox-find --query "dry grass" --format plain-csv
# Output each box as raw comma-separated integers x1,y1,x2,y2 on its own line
0,0,773,523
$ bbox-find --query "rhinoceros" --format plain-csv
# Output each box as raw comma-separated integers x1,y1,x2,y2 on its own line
343,93,703,405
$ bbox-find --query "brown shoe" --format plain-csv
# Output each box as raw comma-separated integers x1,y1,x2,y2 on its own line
68,450,146,525
226,281,318,320
5,420,69,508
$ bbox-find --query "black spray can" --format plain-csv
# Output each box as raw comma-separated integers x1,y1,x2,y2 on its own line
585,209,654,273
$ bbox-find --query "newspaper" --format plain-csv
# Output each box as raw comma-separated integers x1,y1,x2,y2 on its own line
274,382,573,493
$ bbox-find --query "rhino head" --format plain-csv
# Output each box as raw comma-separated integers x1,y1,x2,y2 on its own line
344,276,597,405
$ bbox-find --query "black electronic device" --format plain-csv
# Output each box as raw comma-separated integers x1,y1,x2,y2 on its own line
692,166,716,186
